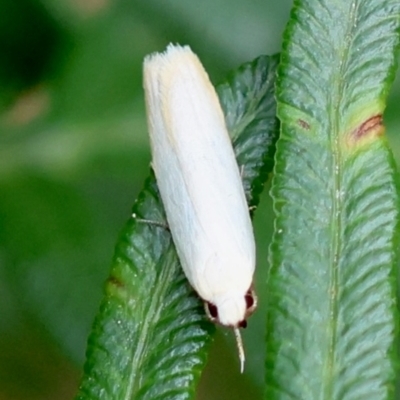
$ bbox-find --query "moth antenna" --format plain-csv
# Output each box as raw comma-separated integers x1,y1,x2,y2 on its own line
233,327,245,373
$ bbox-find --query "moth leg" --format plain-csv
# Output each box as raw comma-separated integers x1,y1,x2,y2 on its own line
239,164,245,179
132,213,169,230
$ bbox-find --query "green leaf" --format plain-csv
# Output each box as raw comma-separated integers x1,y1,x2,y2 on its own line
76,54,279,400
218,56,279,209
267,1,400,400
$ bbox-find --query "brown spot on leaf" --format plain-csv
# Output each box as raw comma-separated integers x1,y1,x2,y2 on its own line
352,115,384,140
298,119,310,130
107,275,125,289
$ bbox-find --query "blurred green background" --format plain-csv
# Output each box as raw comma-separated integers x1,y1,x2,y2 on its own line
0,1,399,399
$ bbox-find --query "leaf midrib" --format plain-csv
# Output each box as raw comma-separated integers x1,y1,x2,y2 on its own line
125,244,177,400
325,1,359,398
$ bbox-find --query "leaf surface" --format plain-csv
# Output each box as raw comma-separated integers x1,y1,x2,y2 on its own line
267,1,400,399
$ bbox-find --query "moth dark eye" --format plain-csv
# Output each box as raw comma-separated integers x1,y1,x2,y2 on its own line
243,288,257,321
245,293,254,309
206,302,218,319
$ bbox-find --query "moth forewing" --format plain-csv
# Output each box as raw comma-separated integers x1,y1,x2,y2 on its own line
143,44,256,371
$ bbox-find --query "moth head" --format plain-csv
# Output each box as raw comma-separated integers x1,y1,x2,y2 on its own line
204,287,257,373
204,287,257,327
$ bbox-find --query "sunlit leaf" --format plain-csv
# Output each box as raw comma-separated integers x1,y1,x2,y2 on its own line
267,0,400,399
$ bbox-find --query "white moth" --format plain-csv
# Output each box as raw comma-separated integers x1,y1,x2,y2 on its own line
143,44,257,372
